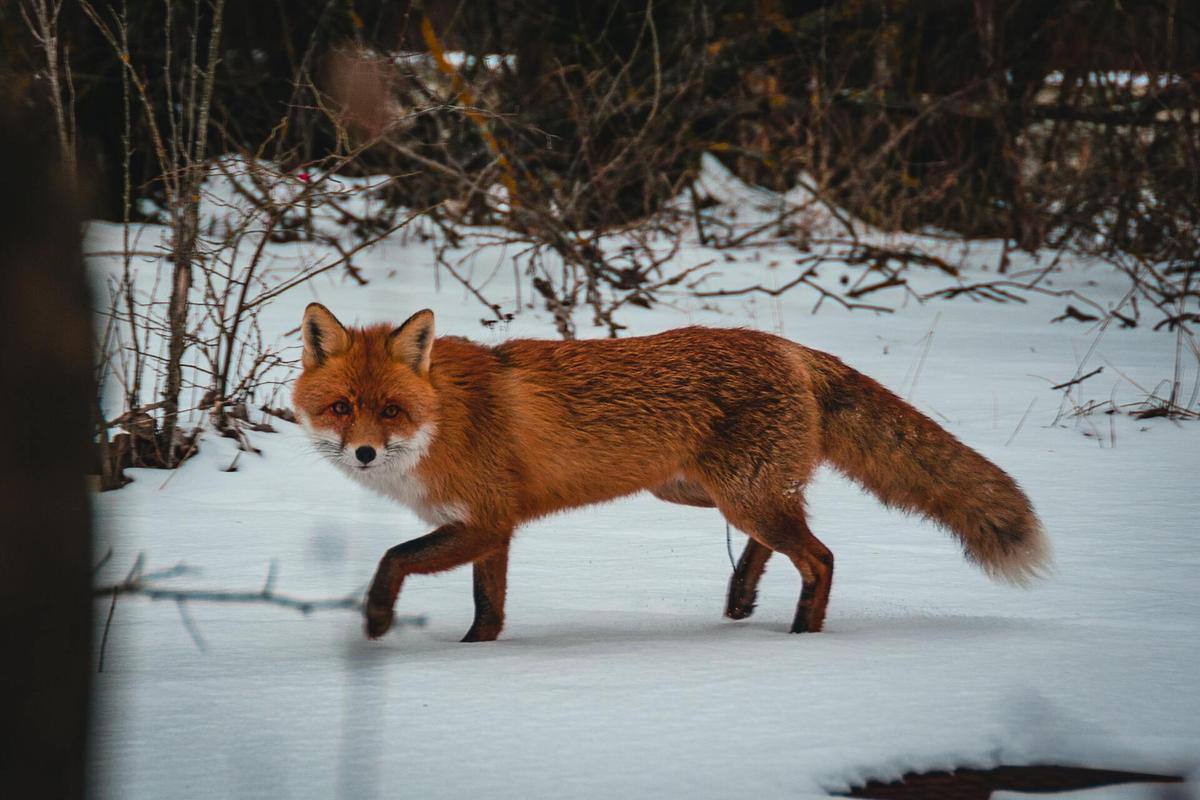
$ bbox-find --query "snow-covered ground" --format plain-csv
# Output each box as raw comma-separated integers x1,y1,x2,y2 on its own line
87,164,1200,799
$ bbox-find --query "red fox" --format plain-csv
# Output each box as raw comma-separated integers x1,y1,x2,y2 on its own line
292,303,1049,642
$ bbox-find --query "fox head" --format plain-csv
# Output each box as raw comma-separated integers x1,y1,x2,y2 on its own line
292,303,438,475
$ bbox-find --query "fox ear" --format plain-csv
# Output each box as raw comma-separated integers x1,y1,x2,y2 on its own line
388,309,435,375
301,303,349,369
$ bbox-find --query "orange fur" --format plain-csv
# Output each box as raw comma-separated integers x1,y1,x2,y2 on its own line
292,304,1050,642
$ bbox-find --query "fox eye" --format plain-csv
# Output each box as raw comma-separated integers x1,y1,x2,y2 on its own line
381,404,402,419
330,400,351,416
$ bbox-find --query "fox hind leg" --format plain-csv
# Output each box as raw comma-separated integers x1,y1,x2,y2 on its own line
652,478,776,621
788,526,834,633
725,538,773,620
705,474,834,633
739,515,835,633
655,476,826,628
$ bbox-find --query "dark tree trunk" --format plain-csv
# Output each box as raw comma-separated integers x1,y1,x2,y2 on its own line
0,110,94,799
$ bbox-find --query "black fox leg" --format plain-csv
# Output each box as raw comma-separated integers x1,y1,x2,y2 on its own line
462,542,510,642
725,538,773,620
364,522,510,639
788,531,834,633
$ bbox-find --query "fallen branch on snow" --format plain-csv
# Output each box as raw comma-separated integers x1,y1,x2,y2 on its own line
95,555,427,668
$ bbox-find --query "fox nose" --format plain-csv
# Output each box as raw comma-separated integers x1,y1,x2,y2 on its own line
355,445,376,464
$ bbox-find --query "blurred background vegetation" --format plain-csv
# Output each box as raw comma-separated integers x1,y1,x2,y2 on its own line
2,0,1197,486
2,0,1196,260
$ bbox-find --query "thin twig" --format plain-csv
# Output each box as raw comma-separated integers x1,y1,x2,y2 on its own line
1006,397,1037,446
97,585,118,673
725,521,735,573
92,547,114,575
1051,366,1103,391
94,558,427,622
906,312,940,401
176,598,208,651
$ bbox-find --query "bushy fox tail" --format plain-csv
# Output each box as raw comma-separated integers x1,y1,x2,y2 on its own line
805,349,1050,584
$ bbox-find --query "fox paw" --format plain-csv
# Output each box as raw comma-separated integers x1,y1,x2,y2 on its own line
725,593,757,620
460,622,501,643
364,602,394,639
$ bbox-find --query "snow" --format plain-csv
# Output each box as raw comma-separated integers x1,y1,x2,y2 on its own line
996,784,1194,800
85,162,1200,798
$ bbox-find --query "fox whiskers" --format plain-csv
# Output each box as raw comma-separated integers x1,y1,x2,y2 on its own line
384,441,417,458
307,440,343,460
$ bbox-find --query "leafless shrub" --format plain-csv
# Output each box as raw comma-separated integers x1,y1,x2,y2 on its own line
12,1,1198,488
61,0,435,487
20,0,77,178
1047,315,1200,445
89,150,424,486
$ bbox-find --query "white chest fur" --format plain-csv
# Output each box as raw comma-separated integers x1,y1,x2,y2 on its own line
344,464,466,526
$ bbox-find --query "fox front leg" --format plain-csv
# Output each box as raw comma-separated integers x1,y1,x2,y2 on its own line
461,541,510,643
364,522,511,640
